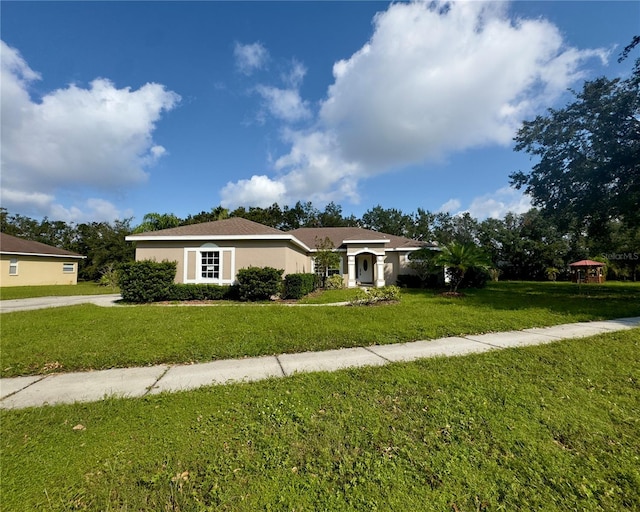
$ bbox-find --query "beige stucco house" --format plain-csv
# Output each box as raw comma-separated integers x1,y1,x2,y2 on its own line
126,217,434,288
0,233,85,287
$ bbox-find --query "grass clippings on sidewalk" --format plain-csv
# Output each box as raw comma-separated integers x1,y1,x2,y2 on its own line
1,329,639,511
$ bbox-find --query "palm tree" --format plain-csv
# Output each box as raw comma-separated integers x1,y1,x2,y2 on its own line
437,242,490,293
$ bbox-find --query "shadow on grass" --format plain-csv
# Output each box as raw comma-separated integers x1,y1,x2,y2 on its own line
402,281,640,319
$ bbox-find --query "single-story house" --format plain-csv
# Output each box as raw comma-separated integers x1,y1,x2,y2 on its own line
126,217,435,288
0,233,86,287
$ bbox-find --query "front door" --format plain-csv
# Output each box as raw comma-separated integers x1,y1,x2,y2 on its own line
357,254,373,284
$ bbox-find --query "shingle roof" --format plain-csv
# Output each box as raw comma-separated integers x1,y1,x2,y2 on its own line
130,217,286,237
288,227,428,250
0,233,85,258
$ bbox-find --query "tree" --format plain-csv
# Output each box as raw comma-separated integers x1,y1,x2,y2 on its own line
72,219,135,281
361,205,413,236
510,57,640,241
312,237,341,288
182,206,229,225
134,212,181,233
436,242,490,293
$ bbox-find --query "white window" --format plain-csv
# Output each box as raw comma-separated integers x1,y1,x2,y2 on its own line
200,251,220,280
9,258,18,276
63,262,75,273
184,246,235,284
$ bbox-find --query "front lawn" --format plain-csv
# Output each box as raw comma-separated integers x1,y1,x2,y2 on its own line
1,329,638,511
1,281,638,378
0,282,118,300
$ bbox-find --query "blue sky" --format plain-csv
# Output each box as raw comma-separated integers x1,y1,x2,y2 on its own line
1,1,638,225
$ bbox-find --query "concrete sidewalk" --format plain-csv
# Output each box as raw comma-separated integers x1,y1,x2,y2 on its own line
0,294,122,313
2,316,638,410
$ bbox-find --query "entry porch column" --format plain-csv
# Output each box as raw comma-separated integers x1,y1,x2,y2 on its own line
347,255,356,288
375,254,385,287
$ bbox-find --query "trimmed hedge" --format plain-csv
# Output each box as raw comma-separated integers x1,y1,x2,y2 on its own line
236,267,284,301
166,283,231,301
283,273,317,299
119,260,176,303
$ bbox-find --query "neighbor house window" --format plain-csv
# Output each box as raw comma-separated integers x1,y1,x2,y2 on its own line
63,263,75,273
9,258,18,276
201,251,220,279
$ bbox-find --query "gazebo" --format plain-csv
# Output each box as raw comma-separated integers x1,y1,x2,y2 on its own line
569,260,605,284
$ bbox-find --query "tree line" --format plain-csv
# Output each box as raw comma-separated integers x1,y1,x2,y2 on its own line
1,202,637,282
2,38,637,282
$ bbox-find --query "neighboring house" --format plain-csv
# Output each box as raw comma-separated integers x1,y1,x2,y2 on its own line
0,233,86,287
126,217,435,288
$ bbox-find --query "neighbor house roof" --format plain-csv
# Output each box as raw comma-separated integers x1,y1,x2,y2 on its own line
0,232,85,259
289,227,431,251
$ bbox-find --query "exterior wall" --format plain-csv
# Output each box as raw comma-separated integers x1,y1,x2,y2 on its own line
0,255,80,287
384,251,417,285
134,242,185,283
134,239,312,284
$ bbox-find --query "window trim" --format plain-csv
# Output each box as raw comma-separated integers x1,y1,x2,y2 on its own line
184,246,235,285
63,262,76,273
8,258,18,276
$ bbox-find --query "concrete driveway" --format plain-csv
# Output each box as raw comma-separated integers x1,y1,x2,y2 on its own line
0,294,121,313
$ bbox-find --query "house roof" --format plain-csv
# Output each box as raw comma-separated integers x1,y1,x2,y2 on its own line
126,218,431,252
569,259,605,267
129,217,286,238
289,227,430,251
0,232,85,259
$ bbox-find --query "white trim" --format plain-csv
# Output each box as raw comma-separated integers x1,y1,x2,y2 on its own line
62,262,76,273
343,239,390,245
1,251,85,259
9,258,18,276
183,246,236,285
350,248,386,257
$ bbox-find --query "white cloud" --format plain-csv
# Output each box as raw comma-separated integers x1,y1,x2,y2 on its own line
255,85,311,123
0,40,180,221
254,60,311,124
0,188,131,223
222,1,608,207
466,186,532,219
220,175,286,208
234,41,269,75
438,199,462,213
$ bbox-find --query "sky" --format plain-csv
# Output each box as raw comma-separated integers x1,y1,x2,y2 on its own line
1,1,638,226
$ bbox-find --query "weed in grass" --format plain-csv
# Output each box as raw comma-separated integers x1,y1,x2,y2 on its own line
2,329,639,510
1,281,639,378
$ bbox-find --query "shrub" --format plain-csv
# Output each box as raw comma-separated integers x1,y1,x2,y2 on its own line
98,263,120,289
166,284,231,301
283,273,317,299
119,260,176,303
351,285,401,305
396,274,423,288
325,274,345,289
459,267,490,289
236,267,284,301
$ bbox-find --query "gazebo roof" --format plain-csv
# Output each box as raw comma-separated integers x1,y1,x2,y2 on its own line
569,259,605,267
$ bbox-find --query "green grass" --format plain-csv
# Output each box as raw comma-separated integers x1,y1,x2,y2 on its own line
0,282,118,300
1,329,639,511
1,281,639,378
